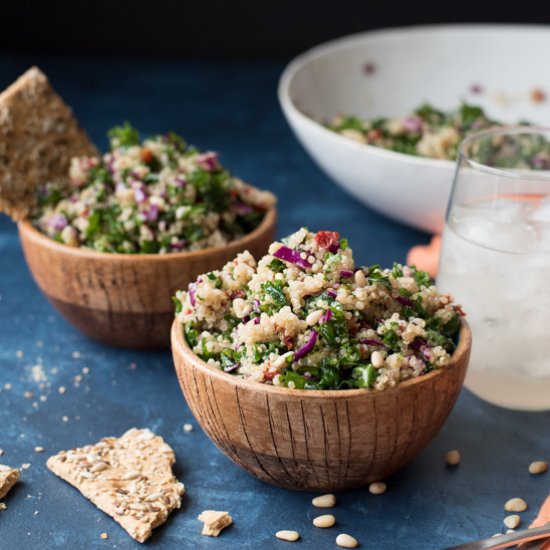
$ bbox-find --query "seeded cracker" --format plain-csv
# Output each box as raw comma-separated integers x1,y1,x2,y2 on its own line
0,67,97,220
0,464,20,500
46,428,185,543
197,510,233,536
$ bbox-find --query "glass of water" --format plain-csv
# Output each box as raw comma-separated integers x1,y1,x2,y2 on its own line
437,127,550,410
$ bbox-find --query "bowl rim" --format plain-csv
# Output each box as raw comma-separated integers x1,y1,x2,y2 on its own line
277,23,550,170
171,317,471,399
17,206,277,263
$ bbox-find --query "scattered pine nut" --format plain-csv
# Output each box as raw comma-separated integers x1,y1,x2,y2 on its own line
446,450,461,466
313,514,336,528
34,446,44,453
504,498,527,513
505,529,515,534
275,530,300,542
336,533,359,548
312,494,336,508
529,461,548,475
183,423,193,433
369,482,386,495
503,515,521,529
21,463,30,470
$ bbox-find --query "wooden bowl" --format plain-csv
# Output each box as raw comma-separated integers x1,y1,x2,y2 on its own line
171,319,471,491
18,208,276,349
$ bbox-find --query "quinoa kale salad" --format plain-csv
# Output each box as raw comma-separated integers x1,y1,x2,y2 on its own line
327,103,523,161
174,228,464,390
33,124,276,253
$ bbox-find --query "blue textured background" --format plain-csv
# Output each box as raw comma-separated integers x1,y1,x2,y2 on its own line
0,56,549,550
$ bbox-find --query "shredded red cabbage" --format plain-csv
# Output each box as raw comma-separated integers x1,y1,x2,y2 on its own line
340,270,354,278
319,309,332,323
49,214,68,231
171,240,186,250
273,246,312,269
326,289,337,299
188,282,197,306
410,337,427,351
294,330,318,360
395,296,413,307
234,201,253,216
359,338,385,347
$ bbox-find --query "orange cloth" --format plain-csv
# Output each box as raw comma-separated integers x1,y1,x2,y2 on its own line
530,495,550,549
406,235,441,279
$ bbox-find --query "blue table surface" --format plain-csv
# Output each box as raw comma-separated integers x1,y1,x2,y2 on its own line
0,54,549,550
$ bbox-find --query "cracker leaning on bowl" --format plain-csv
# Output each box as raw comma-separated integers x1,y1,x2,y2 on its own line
0,66,97,220
46,428,185,543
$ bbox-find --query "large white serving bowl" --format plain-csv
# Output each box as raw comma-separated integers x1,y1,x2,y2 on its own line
278,25,550,233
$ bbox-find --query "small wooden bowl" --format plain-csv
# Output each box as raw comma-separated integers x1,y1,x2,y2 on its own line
18,208,276,349
172,319,471,491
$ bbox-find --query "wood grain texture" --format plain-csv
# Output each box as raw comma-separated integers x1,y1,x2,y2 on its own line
171,319,472,491
17,207,276,348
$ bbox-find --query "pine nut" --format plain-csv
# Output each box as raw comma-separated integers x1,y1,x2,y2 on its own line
336,533,359,548
503,515,521,529
275,530,300,542
354,270,366,287
504,498,527,512
313,514,335,528
312,494,336,508
529,461,548,475
306,310,324,326
446,450,461,466
369,481,386,495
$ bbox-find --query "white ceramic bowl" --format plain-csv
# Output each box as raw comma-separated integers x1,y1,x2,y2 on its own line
278,25,550,233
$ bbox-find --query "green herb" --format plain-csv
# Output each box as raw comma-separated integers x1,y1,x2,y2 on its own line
108,122,140,147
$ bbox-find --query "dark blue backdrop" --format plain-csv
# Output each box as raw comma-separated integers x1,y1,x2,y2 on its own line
0,55,549,550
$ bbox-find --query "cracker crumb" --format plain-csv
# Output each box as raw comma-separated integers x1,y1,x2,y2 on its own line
100,533,108,540
15,350,23,358
0,449,3,456
82,367,90,375
21,463,30,470
198,510,233,536
4,383,12,391
0,503,6,511
34,446,44,453
183,424,193,433
31,364,47,384
23,391,33,399
39,395,47,402
72,351,81,359
62,416,69,423
58,386,66,395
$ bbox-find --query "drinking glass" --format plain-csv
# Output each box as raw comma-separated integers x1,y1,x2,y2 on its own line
437,127,550,410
